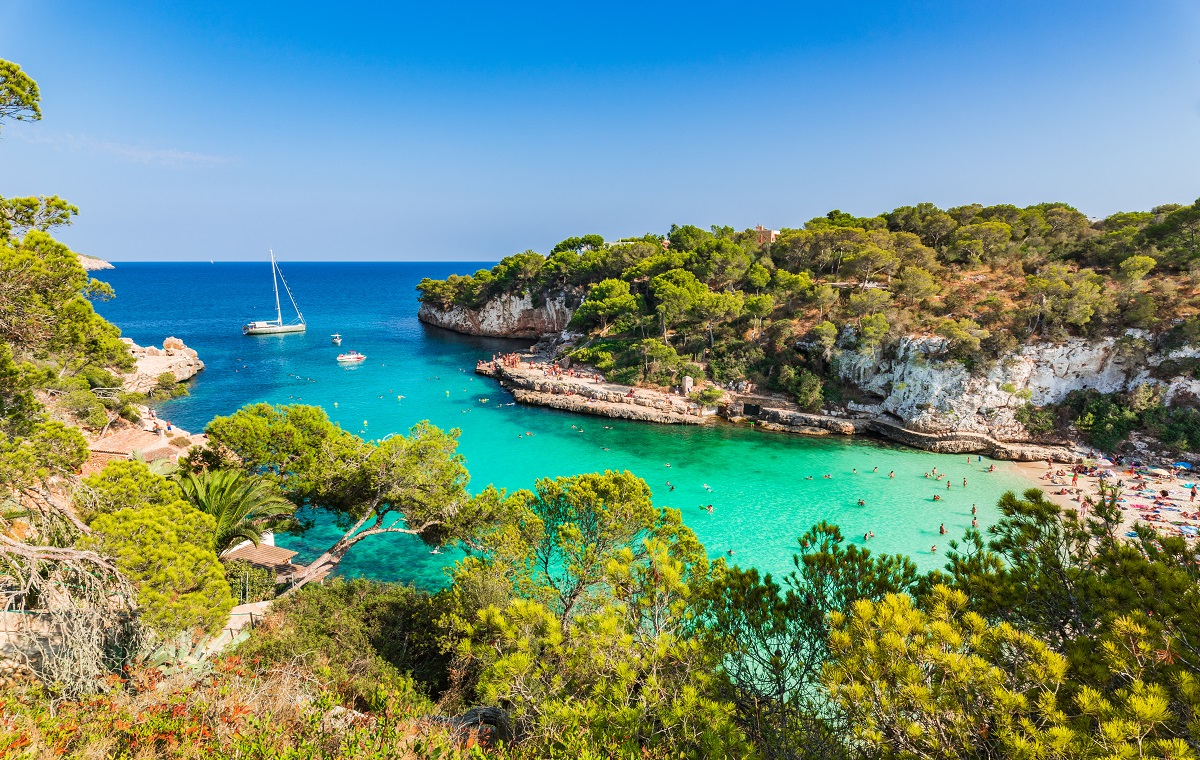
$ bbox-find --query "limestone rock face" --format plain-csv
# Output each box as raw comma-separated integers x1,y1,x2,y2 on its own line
418,293,575,339
122,338,205,393
838,333,1200,440
77,254,114,271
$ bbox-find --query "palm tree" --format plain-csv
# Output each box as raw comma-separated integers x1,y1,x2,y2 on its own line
176,470,295,554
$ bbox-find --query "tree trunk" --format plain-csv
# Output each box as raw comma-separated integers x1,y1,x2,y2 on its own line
281,509,436,595
281,511,375,594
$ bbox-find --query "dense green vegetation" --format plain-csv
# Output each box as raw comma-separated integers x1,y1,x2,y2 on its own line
418,201,1200,428
9,55,1200,759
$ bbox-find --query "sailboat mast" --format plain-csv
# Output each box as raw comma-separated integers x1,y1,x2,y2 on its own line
271,249,282,324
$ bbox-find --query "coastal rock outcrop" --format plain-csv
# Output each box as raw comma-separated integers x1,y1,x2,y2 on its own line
838,333,1199,443
480,361,705,424
122,337,205,393
418,293,575,339
77,254,113,271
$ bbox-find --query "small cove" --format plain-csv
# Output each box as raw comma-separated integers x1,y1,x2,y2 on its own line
94,262,1031,586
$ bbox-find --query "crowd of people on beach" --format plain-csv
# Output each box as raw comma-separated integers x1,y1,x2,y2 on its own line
1037,456,1200,540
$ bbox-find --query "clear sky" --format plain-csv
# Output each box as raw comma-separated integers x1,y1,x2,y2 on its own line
1,1,1198,261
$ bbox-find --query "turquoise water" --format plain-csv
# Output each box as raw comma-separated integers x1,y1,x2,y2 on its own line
93,262,1030,585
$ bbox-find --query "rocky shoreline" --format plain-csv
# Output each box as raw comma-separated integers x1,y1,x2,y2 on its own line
476,351,1081,462
122,336,205,393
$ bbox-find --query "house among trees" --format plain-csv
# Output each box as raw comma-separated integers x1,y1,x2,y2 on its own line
754,224,780,245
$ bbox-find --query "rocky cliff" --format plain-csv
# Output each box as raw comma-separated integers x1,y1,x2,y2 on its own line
838,332,1199,442
418,293,575,339
78,254,113,271
122,337,205,393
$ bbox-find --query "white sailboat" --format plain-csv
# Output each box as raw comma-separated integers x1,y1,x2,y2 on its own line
243,250,306,335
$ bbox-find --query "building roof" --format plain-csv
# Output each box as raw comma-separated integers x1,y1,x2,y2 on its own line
223,543,299,571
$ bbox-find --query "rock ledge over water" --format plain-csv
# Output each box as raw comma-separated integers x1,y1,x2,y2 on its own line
122,337,205,393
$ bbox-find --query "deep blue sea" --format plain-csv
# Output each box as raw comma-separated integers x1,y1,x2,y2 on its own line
93,262,1029,586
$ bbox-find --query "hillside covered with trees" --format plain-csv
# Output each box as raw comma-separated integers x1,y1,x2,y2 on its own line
418,200,1200,452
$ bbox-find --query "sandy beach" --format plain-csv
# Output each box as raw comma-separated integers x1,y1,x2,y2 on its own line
1010,459,1200,541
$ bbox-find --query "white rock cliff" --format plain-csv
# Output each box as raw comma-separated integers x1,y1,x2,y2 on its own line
417,293,575,339
839,333,1200,440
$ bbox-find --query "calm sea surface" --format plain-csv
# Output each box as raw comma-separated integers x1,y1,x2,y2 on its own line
93,262,1029,586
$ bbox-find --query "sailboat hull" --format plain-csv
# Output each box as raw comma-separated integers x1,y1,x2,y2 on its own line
243,322,307,335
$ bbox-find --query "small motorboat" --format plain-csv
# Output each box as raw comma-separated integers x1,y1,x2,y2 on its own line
331,333,342,345
337,350,366,363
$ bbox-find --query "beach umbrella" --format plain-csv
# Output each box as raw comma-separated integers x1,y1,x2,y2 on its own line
1149,468,1172,477
1096,458,1114,466
1175,462,1193,469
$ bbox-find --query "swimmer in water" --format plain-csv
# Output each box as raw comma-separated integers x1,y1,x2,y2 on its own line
823,474,832,479
727,548,734,556
857,499,865,506
853,468,858,474
931,544,937,553
869,531,875,539
972,518,978,528
873,466,878,473
933,494,942,501
707,504,714,513
889,471,895,478
939,523,946,535
805,475,814,480
971,504,977,515
963,477,968,487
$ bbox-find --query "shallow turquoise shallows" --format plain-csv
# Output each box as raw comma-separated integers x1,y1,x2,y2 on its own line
94,262,1031,587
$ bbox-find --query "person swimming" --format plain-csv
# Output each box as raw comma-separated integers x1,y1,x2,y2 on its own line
971,504,977,514
889,471,895,478
805,475,814,480
931,544,937,553
873,466,879,473
857,499,865,506
939,523,946,535
933,494,942,501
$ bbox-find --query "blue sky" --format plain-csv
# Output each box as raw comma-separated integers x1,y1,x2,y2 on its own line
1,1,1198,261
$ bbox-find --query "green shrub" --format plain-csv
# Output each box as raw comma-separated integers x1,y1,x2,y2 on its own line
62,388,108,428
222,559,278,604
235,578,452,705
1016,403,1057,436
689,387,725,407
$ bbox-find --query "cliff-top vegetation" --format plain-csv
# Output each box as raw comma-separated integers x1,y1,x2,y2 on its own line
417,200,1200,451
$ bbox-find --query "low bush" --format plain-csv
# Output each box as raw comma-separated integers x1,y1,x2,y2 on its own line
235,579,453,707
